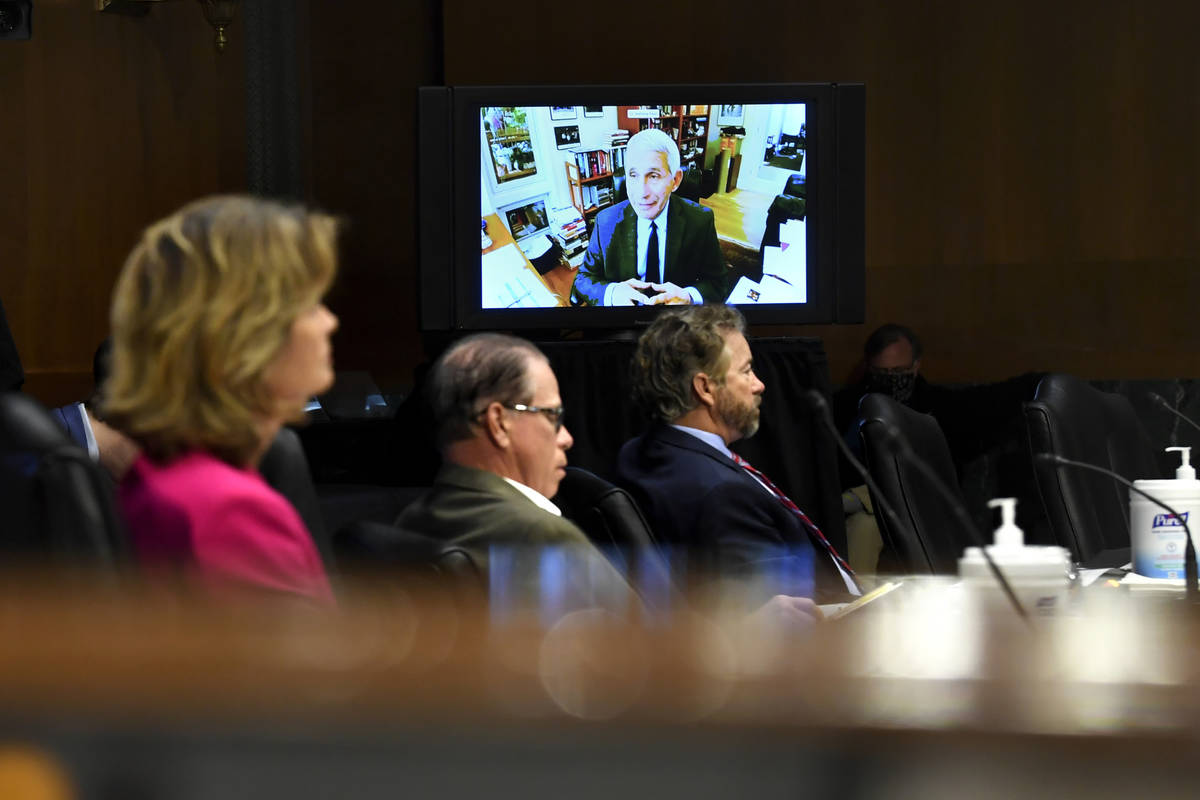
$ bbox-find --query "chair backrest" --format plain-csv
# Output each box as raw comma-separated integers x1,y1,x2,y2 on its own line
858,393,968,574
331,519,481,584
552,466,674,592
553,466,658,551
258,427,334,572
0,391,127,566
1023,373,1160,562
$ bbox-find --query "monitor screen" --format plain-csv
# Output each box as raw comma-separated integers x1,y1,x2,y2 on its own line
420,84,863,330
479,101,809,311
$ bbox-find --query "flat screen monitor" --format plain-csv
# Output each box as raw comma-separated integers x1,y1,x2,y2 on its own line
418,83,864,331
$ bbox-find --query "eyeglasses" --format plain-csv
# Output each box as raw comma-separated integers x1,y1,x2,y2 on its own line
505,403,565,432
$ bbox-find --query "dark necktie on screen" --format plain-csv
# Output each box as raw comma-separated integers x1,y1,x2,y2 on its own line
646,221,660,284
729,452,860,590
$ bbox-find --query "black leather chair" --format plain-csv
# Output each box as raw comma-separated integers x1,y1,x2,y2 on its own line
858,393,969,574
259,427,335,573
552,466,674,604
331,519,481,584
1024,373,1160,563
553,467,658,552
0,391,127,566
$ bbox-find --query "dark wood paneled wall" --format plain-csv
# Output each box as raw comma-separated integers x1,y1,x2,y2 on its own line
305,0,441,391
7,1,1200,409
1,0,246,406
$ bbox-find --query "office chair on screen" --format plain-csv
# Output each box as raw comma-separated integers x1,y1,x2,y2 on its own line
857,392,969,574
1024,373,1160,563
0,391,128,567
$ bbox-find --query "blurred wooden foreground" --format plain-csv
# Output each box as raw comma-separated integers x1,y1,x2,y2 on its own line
1,569,1200,798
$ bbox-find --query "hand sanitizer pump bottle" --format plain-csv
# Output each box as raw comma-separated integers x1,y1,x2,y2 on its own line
1130,447,1200,579
959,498,1073,616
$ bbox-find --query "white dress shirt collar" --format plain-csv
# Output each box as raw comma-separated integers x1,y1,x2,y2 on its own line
502,476,563,516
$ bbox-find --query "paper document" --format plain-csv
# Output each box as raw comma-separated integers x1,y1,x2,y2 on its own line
778,218,805,248
761,243,806,290
482,243,558,309
726,273,806,305
1120,572,1186,591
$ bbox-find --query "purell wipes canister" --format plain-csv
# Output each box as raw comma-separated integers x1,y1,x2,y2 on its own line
1130,447,1200,579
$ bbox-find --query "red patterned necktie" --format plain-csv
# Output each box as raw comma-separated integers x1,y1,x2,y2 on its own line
729,452,859,587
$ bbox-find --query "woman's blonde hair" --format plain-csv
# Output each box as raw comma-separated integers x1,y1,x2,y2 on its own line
103,195,339,466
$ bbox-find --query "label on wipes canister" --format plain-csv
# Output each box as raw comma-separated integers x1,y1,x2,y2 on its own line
1131,492,1199,579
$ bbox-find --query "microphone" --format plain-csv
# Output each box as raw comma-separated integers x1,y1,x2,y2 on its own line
803,389,925,573
1034,452,1199,604
877,422,1030,623
1148,392,1200,437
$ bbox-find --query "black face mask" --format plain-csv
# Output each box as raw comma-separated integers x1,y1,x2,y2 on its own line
865,369,918,404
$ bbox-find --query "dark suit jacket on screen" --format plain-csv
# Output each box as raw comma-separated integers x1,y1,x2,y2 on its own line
615,424,852,603
573,197,729,305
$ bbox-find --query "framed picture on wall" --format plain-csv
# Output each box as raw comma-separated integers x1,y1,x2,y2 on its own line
583,106,604,117
718,104,744,125
549,106,577,120
555,125,580,150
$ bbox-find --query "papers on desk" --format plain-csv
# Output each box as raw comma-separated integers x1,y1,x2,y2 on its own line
778,218,804,249
825,581,903,621
1120,571,1186,593
482,243,558,309
725,240,807,305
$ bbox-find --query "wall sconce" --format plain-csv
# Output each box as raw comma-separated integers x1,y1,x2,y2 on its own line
96,0,238,53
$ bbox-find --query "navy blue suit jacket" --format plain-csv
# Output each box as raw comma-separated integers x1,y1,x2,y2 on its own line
573,197,729,305
50,403,90,452
615,424,851,603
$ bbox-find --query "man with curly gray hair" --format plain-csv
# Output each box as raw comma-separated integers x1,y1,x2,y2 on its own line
617,305,860,603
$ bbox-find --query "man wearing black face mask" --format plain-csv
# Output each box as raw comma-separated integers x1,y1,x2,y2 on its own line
834,324,1041,481
858,324,923,404
832,325,1043,572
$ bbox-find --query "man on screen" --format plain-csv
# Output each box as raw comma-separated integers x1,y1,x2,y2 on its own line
573,128,729,306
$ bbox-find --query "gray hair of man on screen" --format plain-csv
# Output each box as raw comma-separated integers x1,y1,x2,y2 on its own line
630,304,747,424
626,127,681,176
428,333,548,450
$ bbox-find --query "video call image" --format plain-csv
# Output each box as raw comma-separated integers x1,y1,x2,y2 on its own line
479,103,808,309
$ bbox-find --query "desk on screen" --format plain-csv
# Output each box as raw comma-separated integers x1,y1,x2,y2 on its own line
481,213,565,308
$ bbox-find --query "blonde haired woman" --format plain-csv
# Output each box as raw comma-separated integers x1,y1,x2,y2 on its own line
104,196,339,604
